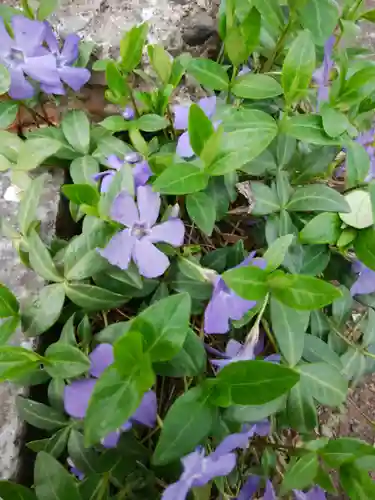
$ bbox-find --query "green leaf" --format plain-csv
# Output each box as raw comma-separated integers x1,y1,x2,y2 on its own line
35,452,82,500
62,184,99,207
346,142,370,188
0,481,36,500
0,101,18,129
0,64,10,95
67,430,100,476
225,395,286,423
268,273,342,310
276,134,296,168
16,397,67,430
287,382,317,432
303,335,342,370
44,343,90,378
136,114,169,132
298,0,339,46
148,44,172,84
286,184,350,213
251,182,280,215
37,0,59,19
321,105,349,138
137,293,191,361
222,265,270,300
339,190,373,229
64,283,127,311
0,285,19,318
0,131,22,162
340,464,375,499
154,328,206,377
282,30,316,103
281,453,319,494
0,153,11,172
354,228,375,271
217,360,299,405
187,58,229,91
18,173,47,235
253,0,283,30
322,438,375,467
281,115,340,145
21,284,65,337
120,23,148,73
188,104,214,156
61,110,90,154
70,156,99,185
299,362,348,406
99,116,130,132
241,149,277,176
264,234,295,272
153,163,209,194
332,285,353,327
28,427,70,459
27,230,63,282
300,212,341,244
270,298,310,366
17,138,62,171
0,346,40,381
232,73,283,100
153,387,217,465
225,28,249,67
241,6,261,53
186,192,216,236
0,316,20,345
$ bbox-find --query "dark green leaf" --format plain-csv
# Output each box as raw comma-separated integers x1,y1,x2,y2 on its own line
232,74,282,100
70,156,99,185
300,212,341,244
120,23,148,73
340,464,375,499
153,163,209,194
276,134,296,168
0,481,36,500
225,395,286,423
187,59,229,91
48,378,66,412
282,30,316,103
268,273,342,310
188,104,214,156
136,114,169,132
251,182,280,215
0,101,18,129
61,110,90,155
217,360,300,405
222,265,270,300
44,343,90,378
281,453,319,494
34,452,82,500
22,284,65,337
286,184,350,213
0,285,19,318
27,230,63,282
153,387,217,465
287,383,317,432
67,430,100,475
186,192,216,236
270,298,310,366
354,228,375,271
64,283,127,311
281,115,340,145
299,362,347,406
16,396,68,430
300,245,330,276
322,438,375,467
303,335,342,369
298,0,339,46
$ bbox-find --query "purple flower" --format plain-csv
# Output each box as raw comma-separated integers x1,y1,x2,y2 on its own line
294,486,326,500
99,185,185,278
162,422,269,500
238,65,252,77
0,16,60,99
264,480,277,500
313,36,335,109
350,261,375,296
174,96,217,158
237,476,260,500
93,153,152,193
67,458,85,481
64,343,157,447
211,338,280,370
41,22,90,94
123,106,135,120
204,253,266,334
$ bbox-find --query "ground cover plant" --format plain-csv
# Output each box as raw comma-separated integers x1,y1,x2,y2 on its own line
1,0,375,498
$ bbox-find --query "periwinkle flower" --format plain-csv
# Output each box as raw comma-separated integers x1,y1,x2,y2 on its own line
174,96,217,158
313,36,335,109
123,106,135,120
294,486,326,499
41,22,90,94
64,343,157,448
93,153,152,193
99,185,185,278
204,253,266,334
162,422,269,500
68,458,84,480
236,475,260,500
0,16,60,99
350,261,375,296
211,338,280,370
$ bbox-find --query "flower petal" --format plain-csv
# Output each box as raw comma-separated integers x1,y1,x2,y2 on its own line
227,292,256,321
176,131,194,158
98,228,135,271
8,68,34,100
101,431,120,448
89,343,114,378
132,390,157,427
148,218,185,246
350,266,375,296
204,288,231,334
237,476,261,500
23,54,60,85
133,239,170,278
107,155,123,171
264,480,277,500
40,82,65,95
59,66,91,91
211,430,251,459
43,22,59,53
64,379,96,419
225,339,243,358
100,172,115,193
162,480,191,500
111,191,139,226
173,104,190,130
195,453,236,486
12,16,46,55
136,185,160,227
133,160,152,187
61,34,80,64
198,96,216,119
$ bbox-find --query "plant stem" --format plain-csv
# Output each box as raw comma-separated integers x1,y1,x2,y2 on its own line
166,105,176,139
328,319,375,360
227,66,238,104
21,103,56,127
129,86,140,118
263,19,292,73
347,0,365,20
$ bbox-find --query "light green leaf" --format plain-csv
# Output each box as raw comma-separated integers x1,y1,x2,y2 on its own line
322,438,375,467
186,192,216,236
354,228,375,271
303,335,342,370
70,156,99,185
61,110,90,154
346,142,370,189
225,395,286,423
300,212,341,244
120,23,148,73
0,285,19,318
270,298,310,366
35,452,82,500
0,131,22,162
232,74,283,100
37,0,59,20
281,453,319,494
187,58,229,91
18,174,47,236
287,382,317,432
188,104,214,157
148,44,172,84
153,163,209,194
136,114,169,132
27,230,63,282
281,115,340,145
0,154,11,172
17,138,62,171
298,0,339,46
286,184,350,213
263,234,294,272
222,265,270,300
0,101,18,129
0,316,19,345
339,190,373,229
0,346,40,381
299,362,348,406
321,105,349,138
44,343,90,378
340,464,375,499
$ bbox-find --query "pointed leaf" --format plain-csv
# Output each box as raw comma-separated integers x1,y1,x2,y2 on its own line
35,452,82,500
186,192,216,236
61,110,90,154
27,230,63,282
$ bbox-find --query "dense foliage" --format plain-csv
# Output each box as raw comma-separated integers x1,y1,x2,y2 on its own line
1,0,375,498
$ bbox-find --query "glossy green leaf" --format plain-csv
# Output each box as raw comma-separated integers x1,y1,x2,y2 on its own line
61,110,90,154
232,74,283,100
0,316,19,345
27,427,70,459
18,173,47,235
321,105,349,138
187,58,229,91
286,184,350,213
282,30,316,103
120,23,148,73
0,285,19,318
217,360,300,405
16,397,68,430
22,284,65,337
153,387,217,465
64,283,127,311
225,395,286,423
264,234,295,272
0,131,22,162
222,265,270,300
270,298,310,366
339,190,373,229
225,28,249,67
0,101,18,129
354,228,375,271
268,273,342,310
281,453,319,494
300,212,341,244
281,115,340,145
188,104,214,157
299,362,348,406
148,44,172,84
62,184,99,207
70,156,99,185
44,343,90,378
27,230,63,282
298,0,339,46
153,163,209,194
35,452,82,500
17,138,62,171
186,192,216,236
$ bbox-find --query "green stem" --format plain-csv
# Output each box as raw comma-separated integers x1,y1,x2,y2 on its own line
128,84,140,118
227,66,238,104
166,105,176,139
263,18,292,73
347,0,365,20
